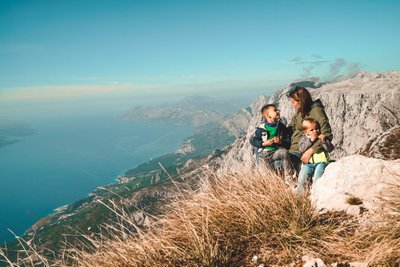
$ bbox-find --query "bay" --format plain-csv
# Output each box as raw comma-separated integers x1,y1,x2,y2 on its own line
0,114,192,243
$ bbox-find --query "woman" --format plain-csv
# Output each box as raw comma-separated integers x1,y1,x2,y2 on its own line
287,86,333,164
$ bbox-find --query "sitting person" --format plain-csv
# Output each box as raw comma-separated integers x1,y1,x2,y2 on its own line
296,118,334,195
287,86,333,173
250,104,294,180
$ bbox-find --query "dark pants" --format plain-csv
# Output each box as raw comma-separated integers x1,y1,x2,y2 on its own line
289,152,302,174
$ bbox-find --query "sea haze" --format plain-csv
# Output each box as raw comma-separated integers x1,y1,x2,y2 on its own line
0,114,192,243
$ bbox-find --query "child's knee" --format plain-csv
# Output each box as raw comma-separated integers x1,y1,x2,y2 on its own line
276,148,289,158
301,164,311,172
298,166,310,181
313,164,327,180
301,164,315,177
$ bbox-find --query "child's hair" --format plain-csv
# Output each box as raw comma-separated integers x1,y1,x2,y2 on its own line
260,104,276,113
301,118,320,130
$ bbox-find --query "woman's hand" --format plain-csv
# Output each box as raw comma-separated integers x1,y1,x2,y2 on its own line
301,148,314,163
319,134,327,142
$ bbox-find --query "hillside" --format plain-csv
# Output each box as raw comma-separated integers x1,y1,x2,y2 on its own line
0,97,258,263
120,95,252,128
1,71,400,266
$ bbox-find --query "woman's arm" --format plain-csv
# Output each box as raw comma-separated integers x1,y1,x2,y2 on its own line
322,139,335,152
299,135,313,153
300,105,332,163
317,108,333,140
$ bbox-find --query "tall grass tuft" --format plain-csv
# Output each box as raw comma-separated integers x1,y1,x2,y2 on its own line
348,181,400,266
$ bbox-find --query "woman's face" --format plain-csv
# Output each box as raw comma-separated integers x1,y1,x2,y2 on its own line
290,97,301,110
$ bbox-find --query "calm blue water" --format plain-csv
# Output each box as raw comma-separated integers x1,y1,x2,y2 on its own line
0,115,192,243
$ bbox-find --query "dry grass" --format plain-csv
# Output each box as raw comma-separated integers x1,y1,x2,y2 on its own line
1,166,400,266
347,182,400,266
65,167,356,267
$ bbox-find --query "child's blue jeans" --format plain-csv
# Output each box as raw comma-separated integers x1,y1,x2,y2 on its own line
296,162,328,195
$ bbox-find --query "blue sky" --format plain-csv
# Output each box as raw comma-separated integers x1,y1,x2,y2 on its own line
0,0,400,104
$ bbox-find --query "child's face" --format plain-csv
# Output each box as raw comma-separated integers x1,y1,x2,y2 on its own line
304,123,321,137
263,107,280,121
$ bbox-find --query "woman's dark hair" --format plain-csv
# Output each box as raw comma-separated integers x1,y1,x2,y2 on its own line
288,86,313,118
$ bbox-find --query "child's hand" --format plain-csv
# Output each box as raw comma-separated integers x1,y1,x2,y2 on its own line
273,136,281,144
319,134,327,142
262,139,274,147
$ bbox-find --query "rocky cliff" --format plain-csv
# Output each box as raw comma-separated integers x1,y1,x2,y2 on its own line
219,71,400,171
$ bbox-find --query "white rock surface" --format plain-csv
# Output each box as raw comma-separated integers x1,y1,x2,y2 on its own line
310,155,400,217
302,255,326,267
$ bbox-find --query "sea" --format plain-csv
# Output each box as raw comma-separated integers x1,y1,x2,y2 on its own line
0,114,192,243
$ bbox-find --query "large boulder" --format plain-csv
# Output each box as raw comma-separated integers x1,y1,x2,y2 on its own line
310,155,400,217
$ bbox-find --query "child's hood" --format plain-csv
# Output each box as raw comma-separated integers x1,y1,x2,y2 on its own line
257,119,282,129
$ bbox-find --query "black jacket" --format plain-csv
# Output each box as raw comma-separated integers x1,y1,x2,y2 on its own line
250,120,291,152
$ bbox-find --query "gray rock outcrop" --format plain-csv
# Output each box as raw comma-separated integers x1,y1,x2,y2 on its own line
219,71,400,171
360,126,400,160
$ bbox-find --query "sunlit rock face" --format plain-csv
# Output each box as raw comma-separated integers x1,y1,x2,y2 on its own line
360,126,400,160
219,71,400,171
